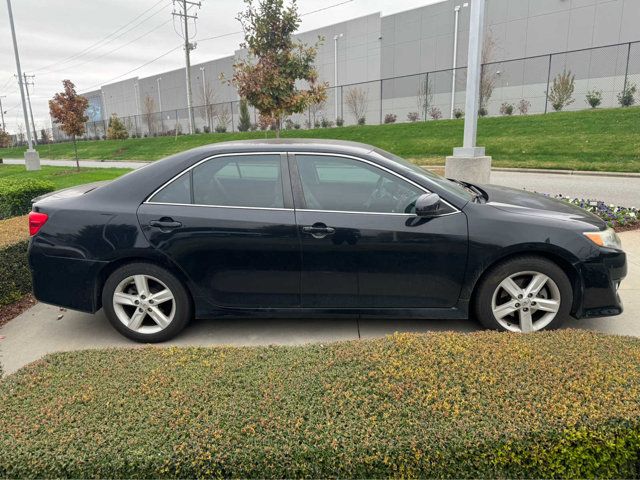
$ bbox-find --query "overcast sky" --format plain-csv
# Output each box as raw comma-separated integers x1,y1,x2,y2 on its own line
0,0,442,134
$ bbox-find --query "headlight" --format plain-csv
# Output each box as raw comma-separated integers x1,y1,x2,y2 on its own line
583,228,622,249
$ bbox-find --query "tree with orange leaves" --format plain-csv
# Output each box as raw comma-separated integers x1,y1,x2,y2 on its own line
49,80,88,170
231,0,327,137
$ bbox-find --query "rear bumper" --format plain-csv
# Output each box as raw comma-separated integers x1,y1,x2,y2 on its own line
29,244,105,313
574,248,627,319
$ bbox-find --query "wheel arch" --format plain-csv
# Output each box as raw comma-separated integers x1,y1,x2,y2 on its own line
468,248,583,316
94,253,195,312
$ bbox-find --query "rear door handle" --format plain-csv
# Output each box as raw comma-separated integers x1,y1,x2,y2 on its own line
302,224,335,238
149,218,182,229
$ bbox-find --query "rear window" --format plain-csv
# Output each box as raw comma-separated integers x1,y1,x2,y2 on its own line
148,172,191,204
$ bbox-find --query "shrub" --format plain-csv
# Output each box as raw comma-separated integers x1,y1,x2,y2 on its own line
0,129,11,148
499,102,514,116
0,240,30,306
517,99,531,115
357,117,366,125
238,99,252,132
320,118,334,128
453,108,464,119
0,178,55,220
1,331,640,478
618,83,637,107
284,118,295,130
215,125,227,133
407,112,420,122
384,113,397,124
478,106,488,117
203,125,210,134
586,89,603,108
293,122,301,130
106,114,128,140
428,106,442,120
336,117,344,127
548,69,575,111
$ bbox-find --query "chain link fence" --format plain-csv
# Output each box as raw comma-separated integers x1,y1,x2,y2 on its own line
12,40,640,146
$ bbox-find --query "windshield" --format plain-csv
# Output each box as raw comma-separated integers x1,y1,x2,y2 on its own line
370,148,476,202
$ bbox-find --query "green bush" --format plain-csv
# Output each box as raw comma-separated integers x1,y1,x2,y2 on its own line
0,178,55,220
0,240,30,306
1,330,639,478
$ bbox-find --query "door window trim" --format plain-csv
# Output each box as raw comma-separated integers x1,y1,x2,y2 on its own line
290,152,461,217
144,152,294,212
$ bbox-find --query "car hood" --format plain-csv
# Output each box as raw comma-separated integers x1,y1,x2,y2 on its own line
480,184,606,230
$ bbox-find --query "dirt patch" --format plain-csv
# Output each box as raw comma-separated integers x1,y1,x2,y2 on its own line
0,294,35,328
0,215,29,248
615,223,640,233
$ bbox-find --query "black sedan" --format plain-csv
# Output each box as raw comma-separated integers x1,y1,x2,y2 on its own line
28,140,626,342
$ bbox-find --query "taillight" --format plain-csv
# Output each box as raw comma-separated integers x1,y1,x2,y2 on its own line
29,211,49,236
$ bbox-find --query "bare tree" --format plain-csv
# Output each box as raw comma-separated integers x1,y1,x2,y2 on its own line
215,103,231,132
417,75,433,120
199,83,217,131
345,87,368,124
548,69,575,111
480,33,498,113
307,98,325,126
143,96,156,135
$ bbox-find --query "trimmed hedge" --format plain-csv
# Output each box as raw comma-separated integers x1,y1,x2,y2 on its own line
1,331,639,478
0,240,30,307
0,178,55,220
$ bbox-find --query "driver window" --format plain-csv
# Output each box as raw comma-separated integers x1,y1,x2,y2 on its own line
192,154,284,208
296,155,424,214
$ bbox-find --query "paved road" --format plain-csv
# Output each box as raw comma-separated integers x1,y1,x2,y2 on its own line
491,170,640,207
4,158,639,206
1,231,637,376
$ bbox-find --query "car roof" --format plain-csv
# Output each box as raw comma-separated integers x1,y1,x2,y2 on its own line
186,138,376,157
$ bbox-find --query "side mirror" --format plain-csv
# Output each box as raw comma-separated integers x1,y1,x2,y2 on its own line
415,193,442,217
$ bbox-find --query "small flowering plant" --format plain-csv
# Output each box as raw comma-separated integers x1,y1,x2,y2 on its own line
553,194,638,230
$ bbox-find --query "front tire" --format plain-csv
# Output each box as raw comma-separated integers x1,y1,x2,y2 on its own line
474,256,572,333
102,262,192,342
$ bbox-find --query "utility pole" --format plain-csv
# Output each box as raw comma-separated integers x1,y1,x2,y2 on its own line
173,0,202,135
156,77,162,113
6,0,40,170
445,0,490,184
22,73,38,145
0,96,6,131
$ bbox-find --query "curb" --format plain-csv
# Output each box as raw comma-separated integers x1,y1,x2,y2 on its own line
491,167,640,178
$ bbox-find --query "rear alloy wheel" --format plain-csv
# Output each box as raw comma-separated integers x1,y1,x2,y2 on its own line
475,257,572,333
103,263,192,342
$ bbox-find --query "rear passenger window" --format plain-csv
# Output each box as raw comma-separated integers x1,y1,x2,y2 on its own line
192,155,284,208
149,172,191,204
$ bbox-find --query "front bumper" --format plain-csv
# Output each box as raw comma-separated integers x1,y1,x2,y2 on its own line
574,248,627,319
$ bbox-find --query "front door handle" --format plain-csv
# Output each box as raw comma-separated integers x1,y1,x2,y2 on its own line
302,223,336,239
149,218,182,229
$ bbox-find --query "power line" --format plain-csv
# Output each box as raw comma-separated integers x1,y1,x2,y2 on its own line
199,0,355,43
42,19,173,75
81,0,354,92
32,0,170,73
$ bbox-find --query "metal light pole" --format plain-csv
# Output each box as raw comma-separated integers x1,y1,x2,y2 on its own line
450,3,468,118
23,73,38,145
6,0,39,170
333,33,343,123
133,81,140,115
156,77,162,113
200,66,206,101
0,96,6,131
445,0,491,184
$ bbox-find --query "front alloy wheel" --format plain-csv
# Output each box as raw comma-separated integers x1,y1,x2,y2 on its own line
491,271,561,333
475,256,572,333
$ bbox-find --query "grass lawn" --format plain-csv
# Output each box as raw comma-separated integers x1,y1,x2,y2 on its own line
1,331,640,478
0,164,131,190
1,108,639,171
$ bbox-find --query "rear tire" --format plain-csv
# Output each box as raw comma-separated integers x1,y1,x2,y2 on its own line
102,262,192,342
474,256,572,333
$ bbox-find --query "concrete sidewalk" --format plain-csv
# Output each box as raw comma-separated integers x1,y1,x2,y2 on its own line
2,158,148,170
1,231,637,376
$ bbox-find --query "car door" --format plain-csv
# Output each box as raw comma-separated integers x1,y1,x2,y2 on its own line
290,153,468,309
137,152,301,309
